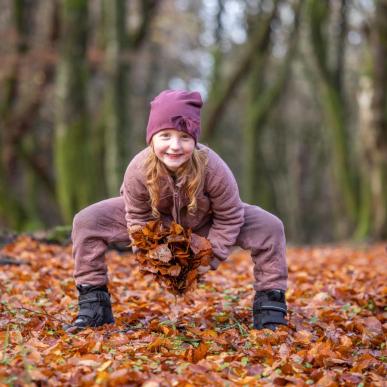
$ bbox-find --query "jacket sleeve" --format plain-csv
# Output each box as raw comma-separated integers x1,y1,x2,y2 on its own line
205,151,245,267
120,157,154,233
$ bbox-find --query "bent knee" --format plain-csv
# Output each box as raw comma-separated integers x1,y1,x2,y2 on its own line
266,214,285,239
73,203,101,231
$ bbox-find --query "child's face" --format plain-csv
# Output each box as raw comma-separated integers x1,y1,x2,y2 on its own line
152,129,195,171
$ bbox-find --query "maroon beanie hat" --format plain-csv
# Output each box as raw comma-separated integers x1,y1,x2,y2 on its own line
146,89,203,144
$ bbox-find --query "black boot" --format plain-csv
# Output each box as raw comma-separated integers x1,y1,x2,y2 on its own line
64,284,114,333
253,289,287,330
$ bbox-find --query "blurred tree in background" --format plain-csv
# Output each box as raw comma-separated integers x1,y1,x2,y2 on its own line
0,0,386,243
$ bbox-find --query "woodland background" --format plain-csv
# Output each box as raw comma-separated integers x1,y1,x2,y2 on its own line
0,2,386,385
0,0,386,244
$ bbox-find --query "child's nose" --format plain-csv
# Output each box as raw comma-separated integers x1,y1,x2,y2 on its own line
170,137,182,149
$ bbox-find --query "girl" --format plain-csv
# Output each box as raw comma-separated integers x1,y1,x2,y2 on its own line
66,89,288,332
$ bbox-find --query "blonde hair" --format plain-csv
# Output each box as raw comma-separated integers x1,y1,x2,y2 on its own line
145,145,208,218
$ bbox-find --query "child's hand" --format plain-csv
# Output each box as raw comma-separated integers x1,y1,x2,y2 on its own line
128,225,142,254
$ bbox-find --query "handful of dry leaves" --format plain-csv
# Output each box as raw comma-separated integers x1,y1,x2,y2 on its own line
130,220,213,295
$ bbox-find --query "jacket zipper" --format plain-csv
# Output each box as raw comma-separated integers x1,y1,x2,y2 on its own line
168,173,181,225
173,187,181,224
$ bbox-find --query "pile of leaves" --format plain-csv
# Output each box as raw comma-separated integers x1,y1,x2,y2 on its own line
130,220,212,295
0,236,386,386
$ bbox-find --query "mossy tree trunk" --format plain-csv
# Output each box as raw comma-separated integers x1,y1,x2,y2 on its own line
0,0,32,230
307,0,359,227
101,0,129,196
54,0,95,223
244,1,302,208
204,0,225,149
243,9,274,206
361,0,387,239
100,0,159,196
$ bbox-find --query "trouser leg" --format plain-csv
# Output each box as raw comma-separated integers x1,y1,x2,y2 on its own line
71,197,129,286
236,204,288,292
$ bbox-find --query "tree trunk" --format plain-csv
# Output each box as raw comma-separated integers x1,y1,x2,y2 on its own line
204,0,225,149
243,15,273,205
363,0,387,238
54,0,95,223
244,0,302,207
98,0,159,195
307,0,358,226
0,0,32,230
101,0,129,196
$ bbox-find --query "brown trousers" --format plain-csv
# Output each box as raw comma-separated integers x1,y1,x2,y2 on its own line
71,197,288,291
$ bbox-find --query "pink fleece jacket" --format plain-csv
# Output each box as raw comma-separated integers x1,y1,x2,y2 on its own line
119,144,245,266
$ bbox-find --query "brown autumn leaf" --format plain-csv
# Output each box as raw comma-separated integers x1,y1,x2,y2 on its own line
190,233,212,255
147,337,173,352
148,244,173,263
293,329,313,345
184,342,209,363
361,316,383,345
316,371,339,387
167,264,181,276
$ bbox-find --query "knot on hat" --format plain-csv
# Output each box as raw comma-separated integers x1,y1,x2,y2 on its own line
171,115,200,134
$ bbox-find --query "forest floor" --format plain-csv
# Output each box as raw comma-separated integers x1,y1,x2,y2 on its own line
0,236,386,386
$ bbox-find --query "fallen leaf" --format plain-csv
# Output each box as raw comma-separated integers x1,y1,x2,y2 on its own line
185,342,208,363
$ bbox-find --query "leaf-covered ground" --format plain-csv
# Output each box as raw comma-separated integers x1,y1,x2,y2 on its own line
0,236,386,386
